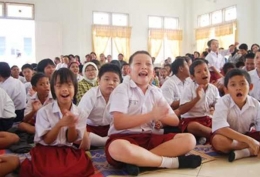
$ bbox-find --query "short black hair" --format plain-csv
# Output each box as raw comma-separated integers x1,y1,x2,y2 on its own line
194,51,200,57
11,65,18,70
98,63,122,81
22,64,33,71
91,59,101,69
129,51,151,65
235,61,245,68
245,53,255,59
0,62,11,78
251,44,260,51
207,39,218,48
239,43,248,51
122,63,129,67
189,59,207,76
37,58,55,73
110,60,121,68
50,68,77,100
31,73,48,87
202,51,208,57
171,58,186,75
31,63,38,71
224,68,251,88
222,63,235,75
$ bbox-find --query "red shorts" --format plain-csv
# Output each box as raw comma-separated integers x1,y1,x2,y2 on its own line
210,71,220,83
87,124,109,137
210,131,260,153
19,144,94,177
179,116,212,132
105,133,176,168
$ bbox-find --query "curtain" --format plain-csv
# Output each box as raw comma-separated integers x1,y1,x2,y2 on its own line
92,25,111,57
165,30,182,58
148,29,164,59
215,22,237,49
195,27,211,52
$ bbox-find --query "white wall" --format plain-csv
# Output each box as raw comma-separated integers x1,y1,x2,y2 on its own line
189,0,256,52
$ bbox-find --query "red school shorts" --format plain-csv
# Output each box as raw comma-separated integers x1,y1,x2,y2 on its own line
179,116,212,132
87,124,110,137
105,133,176,168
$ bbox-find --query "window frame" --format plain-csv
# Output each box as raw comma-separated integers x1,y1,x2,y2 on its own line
0,2,4,18
148,15,179,30
93,11,129,26
5,2,35,20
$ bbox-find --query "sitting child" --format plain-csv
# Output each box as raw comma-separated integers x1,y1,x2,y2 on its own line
105,51,201,176
212,69,260,162
78,64,122,148
18,73,53,134
179,59,219,143
19,68,94,177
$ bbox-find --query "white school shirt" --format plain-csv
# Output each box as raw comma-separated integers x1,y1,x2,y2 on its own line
180,82,220,118
0,77,26,110
108,78,175,136
206,50,230,72
0,88,16,119
161,75,191,105
249,69,260,101
212,94,260,134
24,92,53,117
18,76,27,84
78,87,111,126
34,100,87,146
24,82,32,94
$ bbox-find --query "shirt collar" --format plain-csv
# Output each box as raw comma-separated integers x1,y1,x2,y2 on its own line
172,75,183,85
229,95,256,109
52,100,79,118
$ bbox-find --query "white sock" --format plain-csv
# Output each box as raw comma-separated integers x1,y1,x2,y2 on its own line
159,156,179,169
89,132,108,147
234,148,251,160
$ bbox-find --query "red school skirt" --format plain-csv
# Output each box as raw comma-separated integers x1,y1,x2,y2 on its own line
105,133,176,168
179,116,212,132
19,144,94,177
87,124,110,137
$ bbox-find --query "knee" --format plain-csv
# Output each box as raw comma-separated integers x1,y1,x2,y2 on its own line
176,133,196,150
10,133,20,143
108,140,132,160
211,135,224,151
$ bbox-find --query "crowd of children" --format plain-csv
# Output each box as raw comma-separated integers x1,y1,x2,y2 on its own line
0,40,260,176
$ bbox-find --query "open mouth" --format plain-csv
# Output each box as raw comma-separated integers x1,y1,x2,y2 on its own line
138,72,148,77
61,94,70,98
202,76,208,80
236,93,243,97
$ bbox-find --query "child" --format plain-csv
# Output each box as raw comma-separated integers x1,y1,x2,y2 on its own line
159,68,169,86
11,65,26,83
243,53,255,72
76,62,98,104
0,87,16,131
211,69,260,162
105,51,201,176
179,60,219,142
69,61,84,82
249,50,260,101
0,62,27,122
21,64,34,95
78,64,122,148
0,155,20,177
36,58,56,79
205,39,237,82
161,57,190,114
19,68,94,177
18,73,53,134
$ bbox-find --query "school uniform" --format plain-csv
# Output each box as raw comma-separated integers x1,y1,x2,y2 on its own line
206,50,229,81
161,75,191,105
24,92,53,125
249,69,260,101
78,87,111,137
18,76,27,83
105,78,177,168
212,94,260,147
19,100,94,177
0,88,16,131
0,77,26,122
179,82,219,132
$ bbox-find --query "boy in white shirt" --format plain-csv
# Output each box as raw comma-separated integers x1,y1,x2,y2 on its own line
212,69,260,162
0,62,26,122
249,50,260,101
105,51,201,176
179,59,219,142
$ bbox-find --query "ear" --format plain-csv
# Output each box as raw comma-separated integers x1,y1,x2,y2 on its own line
32,86,37,92
179,66,184,72
249,83,254,91
190,75,195,81
223,87,228,94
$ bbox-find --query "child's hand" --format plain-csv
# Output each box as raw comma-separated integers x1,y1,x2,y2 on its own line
28,88,36,96
32,100,42,112
59,110,78,128
154,120,163,130
196,85,204,99
246,137,260,155
151,105,169,120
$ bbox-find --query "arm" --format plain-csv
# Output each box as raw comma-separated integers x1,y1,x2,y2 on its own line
171,100,180,110
66,126,78,143
42,122,63,144
178,97,200,115
23,100,42,123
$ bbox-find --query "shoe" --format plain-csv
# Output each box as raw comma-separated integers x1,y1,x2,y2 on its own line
125,163,140,176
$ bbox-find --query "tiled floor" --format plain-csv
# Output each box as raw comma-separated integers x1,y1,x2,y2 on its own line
136,156,260,177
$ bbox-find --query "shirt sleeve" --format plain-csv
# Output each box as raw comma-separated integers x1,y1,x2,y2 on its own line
212,97,230,132
220,49,230,56
161,80,178,105
1,90,16,118
24,98,33,116
78,88,95,119
75,108,88,141
35,107,52,139
156,89,175,115
180,84,193,105
109,84,129,114
255,102,260,131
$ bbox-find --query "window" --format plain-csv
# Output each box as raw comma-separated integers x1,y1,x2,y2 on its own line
149,16,163,29
0,2,3,17
0,37,6,55
93,12,109,25
92,12,130,59
224,6,236,21
198,14,210,27
149,16,178,30
164,17,178,29
112,13,128,26
6,3,34,19
24,37,32,55
211,10,222,25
